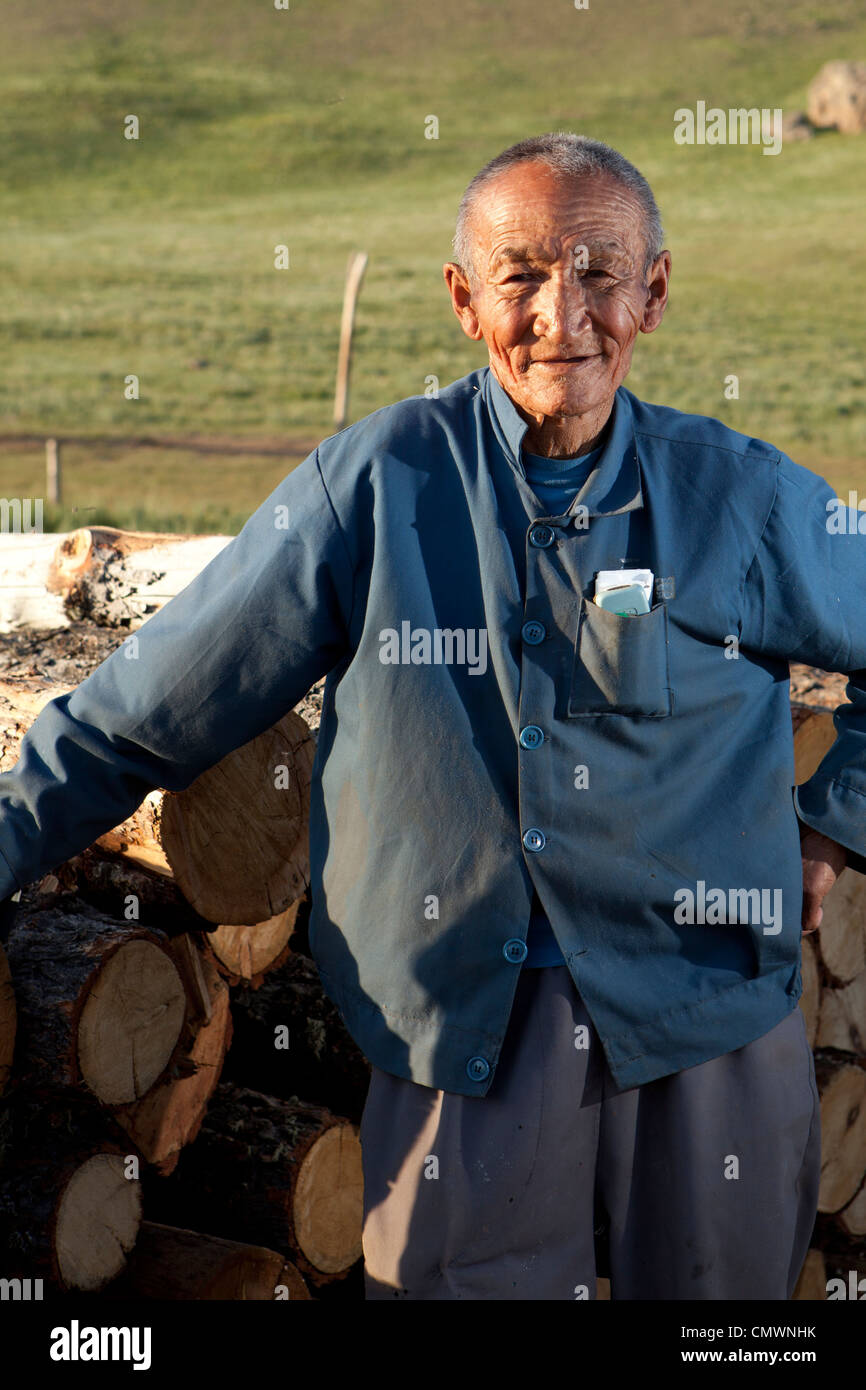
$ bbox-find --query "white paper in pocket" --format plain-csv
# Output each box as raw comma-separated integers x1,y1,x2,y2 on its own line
593,568,654,609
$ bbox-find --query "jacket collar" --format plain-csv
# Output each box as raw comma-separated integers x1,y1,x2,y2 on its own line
483,366,644,518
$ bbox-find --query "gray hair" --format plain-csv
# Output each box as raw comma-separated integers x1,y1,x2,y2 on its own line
452,132,664,286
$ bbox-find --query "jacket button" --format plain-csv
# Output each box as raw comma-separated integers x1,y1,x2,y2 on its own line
503,938,528,963
466,1056,490,1081
521,620,546,645
522,827,546,851
519,724,544,749
529,524,555,548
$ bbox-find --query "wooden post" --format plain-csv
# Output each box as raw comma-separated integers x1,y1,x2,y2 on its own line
333,252,368,432
46,438,61,504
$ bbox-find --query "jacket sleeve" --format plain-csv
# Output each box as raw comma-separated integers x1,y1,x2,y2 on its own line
740,452,866,875
0,446,354,897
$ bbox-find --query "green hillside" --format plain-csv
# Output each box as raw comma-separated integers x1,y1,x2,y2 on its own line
1,0,864,531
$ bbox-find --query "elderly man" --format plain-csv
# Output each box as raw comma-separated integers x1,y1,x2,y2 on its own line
0,133,862,1301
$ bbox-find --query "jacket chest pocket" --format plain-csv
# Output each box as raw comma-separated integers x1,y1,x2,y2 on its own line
567,596,673,717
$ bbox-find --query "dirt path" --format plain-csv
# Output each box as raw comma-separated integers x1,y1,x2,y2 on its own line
0,433,321,459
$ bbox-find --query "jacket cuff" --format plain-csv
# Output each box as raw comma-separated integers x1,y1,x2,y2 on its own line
0,841,21,900
793,779,866,876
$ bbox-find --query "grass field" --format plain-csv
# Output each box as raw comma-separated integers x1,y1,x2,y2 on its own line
1,0,865,532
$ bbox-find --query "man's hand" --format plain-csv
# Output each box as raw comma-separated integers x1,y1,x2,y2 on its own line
799,824,848,934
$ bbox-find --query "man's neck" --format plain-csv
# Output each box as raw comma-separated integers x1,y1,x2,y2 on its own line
517,398,614,459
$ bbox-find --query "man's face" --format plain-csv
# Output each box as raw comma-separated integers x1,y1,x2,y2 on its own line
444,162,670,426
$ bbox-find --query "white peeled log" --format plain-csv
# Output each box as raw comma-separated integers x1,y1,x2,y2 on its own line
0,527,232,632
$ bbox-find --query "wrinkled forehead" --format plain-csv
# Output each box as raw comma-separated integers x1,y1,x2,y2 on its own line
470,164,646,267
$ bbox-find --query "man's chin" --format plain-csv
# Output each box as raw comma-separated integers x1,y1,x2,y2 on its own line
491,360,615,420
517,382,607,420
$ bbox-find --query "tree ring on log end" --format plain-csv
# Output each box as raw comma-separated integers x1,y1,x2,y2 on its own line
210,898,303,981
55,1153,141,1291
294,1122,363,1275
77,940,186,1104
160,712,314,925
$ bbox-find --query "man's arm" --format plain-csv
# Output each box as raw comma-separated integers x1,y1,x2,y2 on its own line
0,446,354,899
740,453,866,919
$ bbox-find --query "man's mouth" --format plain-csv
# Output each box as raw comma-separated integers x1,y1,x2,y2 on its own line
531,355,599,366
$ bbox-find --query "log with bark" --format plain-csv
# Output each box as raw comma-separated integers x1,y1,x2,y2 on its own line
9,882,233,1174
202,896,306,986
0,1095,142,1292
51,850,307,982
223,949,371,1123
0,941,15,1096
810,1212,866,1291
39,846,212,946
808,955,866,1271
798,883,866,1275
839,1180,866,1237
147,1082,364,1286
60,850,312,976
109,1221,311,1300
111,945,233,1175
48,527,234,628
0,527,233,632
793,698,866,1277
3,898,187,1105
792,1248,827,1300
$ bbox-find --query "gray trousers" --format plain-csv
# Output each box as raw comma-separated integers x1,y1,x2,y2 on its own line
360,964,821,1300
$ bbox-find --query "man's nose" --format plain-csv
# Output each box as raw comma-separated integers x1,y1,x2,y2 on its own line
532,275,591,341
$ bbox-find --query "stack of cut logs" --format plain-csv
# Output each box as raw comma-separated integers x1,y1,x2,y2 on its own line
790,705,866,1300
1,527,866,1301
0,526,371,1298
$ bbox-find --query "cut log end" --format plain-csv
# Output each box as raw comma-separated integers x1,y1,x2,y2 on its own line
294,1121,364,1275
55,1153,142,1292
113,957,232,1172
818,869,866,984
151,1085,364,1284
160,712,314,925
793,706,839,784
207,898,303,983
78,939,187,1104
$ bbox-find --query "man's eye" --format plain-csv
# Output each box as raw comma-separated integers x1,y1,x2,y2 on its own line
504,273,533,283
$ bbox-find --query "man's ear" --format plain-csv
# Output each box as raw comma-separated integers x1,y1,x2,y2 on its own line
639,251,671,335
443,263,484,341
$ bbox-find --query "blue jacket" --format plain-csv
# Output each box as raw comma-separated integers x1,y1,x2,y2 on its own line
1,365,865,1095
